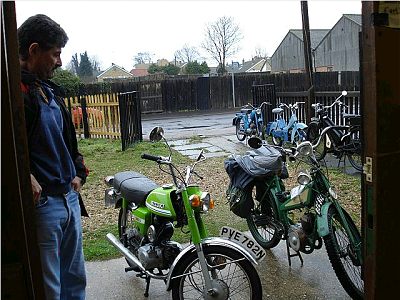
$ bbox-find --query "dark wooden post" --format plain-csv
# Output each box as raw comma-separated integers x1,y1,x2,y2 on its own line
301,1,314,124
361,2,400,298
80,97,90,138
1,2,46,298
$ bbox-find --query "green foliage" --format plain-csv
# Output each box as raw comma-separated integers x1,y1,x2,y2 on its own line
148,63,163,74
79,51,93,78
52,69,82,95
148,63,180,75
184,61,210,75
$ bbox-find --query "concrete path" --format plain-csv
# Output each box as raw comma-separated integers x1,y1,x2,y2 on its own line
86,239,350,299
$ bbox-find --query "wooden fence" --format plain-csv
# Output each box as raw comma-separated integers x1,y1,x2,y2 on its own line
64,71,360,139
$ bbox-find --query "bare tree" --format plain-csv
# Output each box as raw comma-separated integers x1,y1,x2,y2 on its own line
202,16,242,73
174,44,200,63
253,47,268,59
133,52,154,65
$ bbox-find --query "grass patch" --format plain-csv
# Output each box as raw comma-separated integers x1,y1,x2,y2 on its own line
83,224,120,261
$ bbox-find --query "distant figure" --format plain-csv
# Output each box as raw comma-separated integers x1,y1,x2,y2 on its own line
18,14,89,300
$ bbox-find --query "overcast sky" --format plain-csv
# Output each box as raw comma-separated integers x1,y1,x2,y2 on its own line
15,0,361,71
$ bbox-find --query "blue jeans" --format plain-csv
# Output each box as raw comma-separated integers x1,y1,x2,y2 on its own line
35,189,86,300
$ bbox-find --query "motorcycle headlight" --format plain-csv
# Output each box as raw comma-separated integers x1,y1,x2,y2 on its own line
297,141,313,156
297,171,311,185
256,108,262,115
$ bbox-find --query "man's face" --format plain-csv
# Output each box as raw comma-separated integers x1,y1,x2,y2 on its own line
31,45,62,80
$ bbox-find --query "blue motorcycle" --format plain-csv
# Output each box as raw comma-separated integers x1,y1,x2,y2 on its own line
267,101,307,146
233,102,270,141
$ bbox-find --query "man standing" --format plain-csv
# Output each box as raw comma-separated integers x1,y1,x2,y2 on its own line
18,14,88,300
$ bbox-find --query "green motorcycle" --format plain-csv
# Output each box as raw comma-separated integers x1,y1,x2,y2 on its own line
105,127,263,299
225,137,363,299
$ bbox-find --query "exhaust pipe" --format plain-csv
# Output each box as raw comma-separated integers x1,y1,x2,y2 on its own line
106,233,146,272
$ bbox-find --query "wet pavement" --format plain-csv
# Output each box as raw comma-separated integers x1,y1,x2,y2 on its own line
86,239,351,299
86,110,358,299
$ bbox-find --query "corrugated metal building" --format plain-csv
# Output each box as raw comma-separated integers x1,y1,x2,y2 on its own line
271,29,329,73
314,14,362,71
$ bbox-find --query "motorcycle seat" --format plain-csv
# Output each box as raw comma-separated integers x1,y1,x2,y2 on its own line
113,171,159,206
272,108,284,114
343,113,361,126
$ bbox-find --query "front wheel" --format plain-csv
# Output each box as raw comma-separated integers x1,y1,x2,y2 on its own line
307,122,326,161
346,127,362,172
246,185,281,249
236,118,246,141
171,245,262,300
323,206,364,300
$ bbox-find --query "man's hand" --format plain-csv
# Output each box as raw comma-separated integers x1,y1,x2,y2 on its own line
71,176,83,192
31,174,42,204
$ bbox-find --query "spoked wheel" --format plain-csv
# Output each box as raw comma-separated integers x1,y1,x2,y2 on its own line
346,127,362,172
323,206,364,300
118,207,139,269
171,245,262,300
246,185,281,249
236,119,246,141
271,130,283,146
307,122,326,161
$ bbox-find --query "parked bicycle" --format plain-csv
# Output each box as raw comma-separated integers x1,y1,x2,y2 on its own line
233,101,270,141
306,91,362,171
267,102,307,146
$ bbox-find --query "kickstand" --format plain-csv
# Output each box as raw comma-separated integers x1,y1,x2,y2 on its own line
144,276,151,297
285,239,304,267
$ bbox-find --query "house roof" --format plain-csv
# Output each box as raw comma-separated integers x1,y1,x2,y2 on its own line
130,68,149,77
289,29,330,49
97,63,133,78
343,14,362,25
313,14,362,50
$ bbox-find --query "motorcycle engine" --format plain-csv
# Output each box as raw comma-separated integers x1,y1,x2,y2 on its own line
138,241,182,270
288,213,315,252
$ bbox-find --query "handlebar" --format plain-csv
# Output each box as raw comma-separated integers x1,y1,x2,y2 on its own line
244,101,271,109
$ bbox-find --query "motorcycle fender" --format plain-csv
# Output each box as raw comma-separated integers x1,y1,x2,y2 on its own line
268,121,278,134
291,123,308,142
232,116,239,126
165,237,258,291
316,202,332,237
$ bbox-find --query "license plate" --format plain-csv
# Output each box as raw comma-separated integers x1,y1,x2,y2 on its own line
219,226,266,262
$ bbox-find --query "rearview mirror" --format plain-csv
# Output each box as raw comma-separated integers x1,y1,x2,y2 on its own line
248,137,262,149
149,127,164,142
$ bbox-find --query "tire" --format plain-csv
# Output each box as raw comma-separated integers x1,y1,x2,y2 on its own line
346,127,362,172
307,122,326,161
236,118,246,141
171,245,262,300
246,185,281,249
118,207,138,268
271,130,283,146
323,206,364,300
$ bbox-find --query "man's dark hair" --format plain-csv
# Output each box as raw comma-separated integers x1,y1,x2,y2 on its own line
18,14,68,60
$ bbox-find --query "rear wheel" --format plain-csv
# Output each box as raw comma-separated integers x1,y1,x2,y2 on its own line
171,245,262,300
307,122,326,161
118,207,139,269
236,118,246,141
324,206,364,300
246,185,281,249
346,127,362,172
